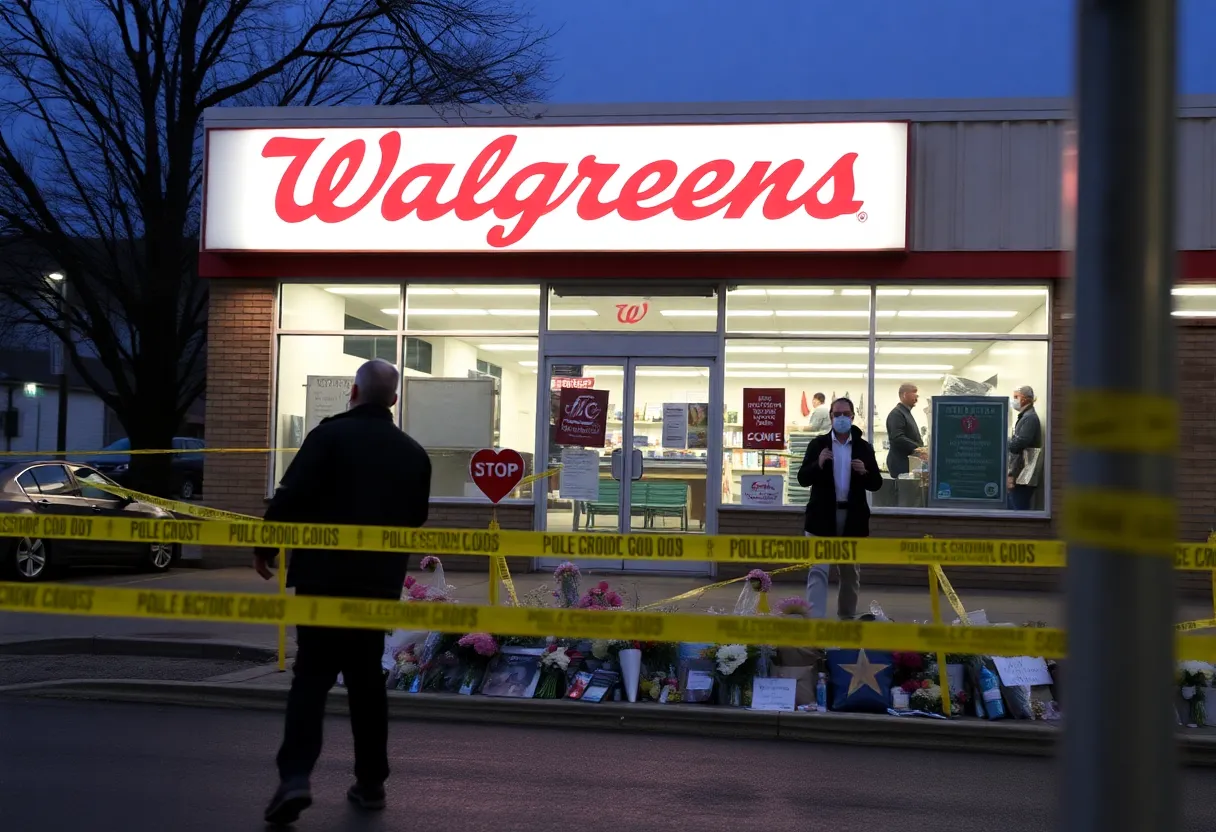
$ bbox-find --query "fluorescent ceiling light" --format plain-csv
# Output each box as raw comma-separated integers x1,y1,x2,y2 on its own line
477,344,537,351
725,345,775,353
729,289,769,296
725,371,789,378
777,330,870,336
879,347,973,355
877,364,955,371
1172,310,1216,317
775,310,891,318
874,373,944,380
404,287,453,295
897,310,1017,318
883,331,1007,336
841,288,909,297
636,370,708,377
787,372,865,379
488,309,540,316
910,288,1047,297
454,287,539,296
519,361,538,367
1172,287,1216,296
549,309,598,317
326,287,399,295
380,308,399,315
724,310,775,317
659,310,717,317
763,289,836,297
408,308,487,316
785,363,868,370
727,363,787,369
783,346,869,354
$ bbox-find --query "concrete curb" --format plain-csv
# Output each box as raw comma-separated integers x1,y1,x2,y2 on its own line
6,678,1216,764
0,637,280,663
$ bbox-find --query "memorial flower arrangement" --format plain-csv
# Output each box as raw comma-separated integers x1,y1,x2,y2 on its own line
393,644,421,690
641,672,680,702
909,682,962,716
633,641,679,674
591,639,629,660
703,643,761,706
420,556,441,572
746,569,772,593
552,561,581,608
578,581,624,610
1178,660,1215,727
776,597,812,617
535,645,575,699
456,633,500,693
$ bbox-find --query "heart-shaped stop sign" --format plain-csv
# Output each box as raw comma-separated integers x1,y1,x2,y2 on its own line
469,448,525,504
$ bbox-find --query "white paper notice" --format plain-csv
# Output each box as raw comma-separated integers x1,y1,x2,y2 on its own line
305,376,353,435
991,656,1053,687
741,475,784,508
750,677,797,712
559,449,601,501
662,403,687,448
685,670,714,691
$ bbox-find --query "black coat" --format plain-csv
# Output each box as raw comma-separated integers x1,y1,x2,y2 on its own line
258,404,432,599
885,402,923,477
1008,405,1043,486
796,426,884,537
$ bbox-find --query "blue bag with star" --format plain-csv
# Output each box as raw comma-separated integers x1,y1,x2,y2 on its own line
826,648,894,713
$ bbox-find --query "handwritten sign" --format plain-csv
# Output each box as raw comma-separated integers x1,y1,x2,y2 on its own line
750,677,797,712
559,449,601,501
991,656,1053,687
743,388,786,450
741,475,784,508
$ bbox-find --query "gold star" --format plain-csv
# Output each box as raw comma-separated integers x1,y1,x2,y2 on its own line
840,649,890,697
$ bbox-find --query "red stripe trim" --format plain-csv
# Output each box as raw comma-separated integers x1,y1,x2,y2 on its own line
198,250,1216,282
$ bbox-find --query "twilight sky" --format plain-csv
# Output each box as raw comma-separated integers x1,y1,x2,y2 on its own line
527,0,1216,103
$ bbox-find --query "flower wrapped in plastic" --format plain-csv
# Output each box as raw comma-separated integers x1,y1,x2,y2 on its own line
1178,660,1214,727
535,645,574,699
407,556,454,601
732,569,771,616
552,561,581,608
455,633,499,694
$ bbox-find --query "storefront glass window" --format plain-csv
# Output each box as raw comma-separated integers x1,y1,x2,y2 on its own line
548,288,718,331
726,284,870,335
405,284,540,334
274,283,538,501
1173,285,1216,317
874,286,1050,336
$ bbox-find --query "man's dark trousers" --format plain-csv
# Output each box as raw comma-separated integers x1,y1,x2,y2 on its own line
276,624,389,785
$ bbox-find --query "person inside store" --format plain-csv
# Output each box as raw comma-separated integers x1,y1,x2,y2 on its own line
808,392,830,433
254,358,432,826
1007,385,1043,511
885,383,927,476
797,397,883,619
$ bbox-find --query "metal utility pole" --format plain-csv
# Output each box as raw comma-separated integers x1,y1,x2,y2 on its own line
1064,1,1178,831
50,273,68,453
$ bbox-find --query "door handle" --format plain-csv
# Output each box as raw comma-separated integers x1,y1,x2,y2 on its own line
630,448,644,481
92,506,102,513
610,448,622,481
36,499,50,506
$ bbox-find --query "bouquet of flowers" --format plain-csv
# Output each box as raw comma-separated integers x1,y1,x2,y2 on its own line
1178,660,1215,727
909,681,961,716
776,596,812,617
732,569,772,616
892,651,928,690
578,581,623,610
552,561,581,608
703,643,761,705
633,641,679,674
406,559,453,602
591,639,629,662
455,632,499,693
641,672,680,702
535,645,575,699
392,643,421,691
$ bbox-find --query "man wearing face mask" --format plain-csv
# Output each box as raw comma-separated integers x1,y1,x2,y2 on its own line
254,359,432,825
797,397,883,619
1007,385,1043,511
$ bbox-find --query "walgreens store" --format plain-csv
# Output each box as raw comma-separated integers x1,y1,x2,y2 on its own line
199,97,1216,590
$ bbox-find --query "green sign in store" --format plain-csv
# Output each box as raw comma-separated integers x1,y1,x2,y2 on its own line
929,396,1009,507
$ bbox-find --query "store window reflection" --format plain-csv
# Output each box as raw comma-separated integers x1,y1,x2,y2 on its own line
726,284,869,335
406,284,540,334
280,283,402,331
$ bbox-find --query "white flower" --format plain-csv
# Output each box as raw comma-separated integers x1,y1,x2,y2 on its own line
542,648,571,672
715,644,749,676
1179,661,1215,680
591,640,611,660
1182,685,1197,701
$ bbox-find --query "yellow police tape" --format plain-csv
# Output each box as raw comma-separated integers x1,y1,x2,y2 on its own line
3,580,1215,662
933,565,971,625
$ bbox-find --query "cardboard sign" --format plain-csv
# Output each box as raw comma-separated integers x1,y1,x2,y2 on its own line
551,376,595,391
469,448,525,503
742,388,786,450
741,474,784,508
554,388,609,447
991,656,1053,688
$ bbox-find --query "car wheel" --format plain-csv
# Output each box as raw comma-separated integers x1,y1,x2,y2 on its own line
147,542,176,572
12,537,50,581
178,479,196,501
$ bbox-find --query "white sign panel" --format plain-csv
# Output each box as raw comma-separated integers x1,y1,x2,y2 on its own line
741,474,784,508
991,656,1054,688
661,403,687,449
203,122,908,253
749,677,797,712
559,448,601,501
304,375,353,435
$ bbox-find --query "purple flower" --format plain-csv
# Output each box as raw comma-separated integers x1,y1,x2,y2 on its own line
458,632,499,657
746,569,773,593
420,556,440,572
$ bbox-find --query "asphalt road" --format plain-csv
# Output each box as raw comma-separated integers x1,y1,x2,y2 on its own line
2,699,1215,831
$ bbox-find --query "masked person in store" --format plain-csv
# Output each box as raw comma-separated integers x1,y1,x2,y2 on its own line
1007,385,1043,511
885,383,927,477
254,358,432,826
797,397,883,619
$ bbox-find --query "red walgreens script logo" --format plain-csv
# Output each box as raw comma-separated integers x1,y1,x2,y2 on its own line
615,303,648,324
260,133,865,248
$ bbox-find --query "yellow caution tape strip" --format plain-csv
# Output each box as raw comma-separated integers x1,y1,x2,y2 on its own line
1062,488,1177,557
1176,619,1216,633
1067,390,1178,454
0,580,1068,655
0,513,1070,567
933,565,971,625
86,481,257,523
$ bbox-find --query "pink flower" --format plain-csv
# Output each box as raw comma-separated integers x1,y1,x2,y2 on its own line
457,632,499,657
408,584,428,600
776,597,811,616
900,680,920,693
605,591,623,607
403,576,416,589
420,556,440,572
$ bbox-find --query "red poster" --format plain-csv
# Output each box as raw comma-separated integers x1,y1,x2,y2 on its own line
554,388,609,447
551,376,596,391
742,388,786,450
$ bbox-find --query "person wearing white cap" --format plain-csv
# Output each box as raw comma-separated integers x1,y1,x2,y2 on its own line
1007,385,1042,510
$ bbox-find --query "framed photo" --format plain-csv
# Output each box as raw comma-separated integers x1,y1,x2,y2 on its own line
480,649,542,698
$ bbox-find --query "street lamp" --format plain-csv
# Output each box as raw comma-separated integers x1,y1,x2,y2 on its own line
47,272,67,453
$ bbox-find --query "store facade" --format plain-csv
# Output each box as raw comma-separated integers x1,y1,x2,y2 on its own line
199,97,1216,590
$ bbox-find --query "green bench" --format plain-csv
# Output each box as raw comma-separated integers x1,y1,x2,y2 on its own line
582,480,689,531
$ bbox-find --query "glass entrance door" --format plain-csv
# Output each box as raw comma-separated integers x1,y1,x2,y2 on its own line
539,355,717,575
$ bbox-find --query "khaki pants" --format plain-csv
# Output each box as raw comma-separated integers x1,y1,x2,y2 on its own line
805,509,861,619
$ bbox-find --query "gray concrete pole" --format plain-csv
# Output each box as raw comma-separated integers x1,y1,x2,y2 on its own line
1063,1,1178,831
